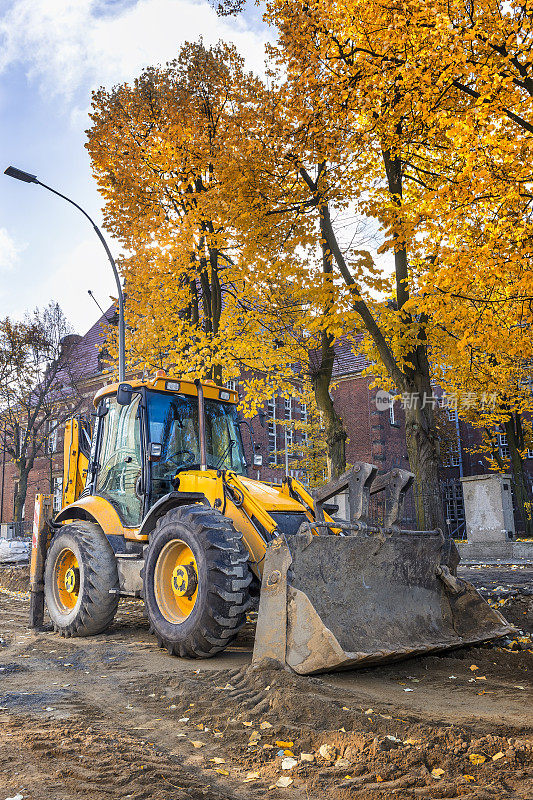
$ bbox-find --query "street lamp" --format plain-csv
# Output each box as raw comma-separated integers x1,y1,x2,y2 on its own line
4,166,126,382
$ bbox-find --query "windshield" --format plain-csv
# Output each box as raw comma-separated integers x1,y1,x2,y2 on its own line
147,390,247,499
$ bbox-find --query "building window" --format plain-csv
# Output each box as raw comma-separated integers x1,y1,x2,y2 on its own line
498,433,510,461
441,438,461,467
268,397,277,464
284,397,292,419
53,476,63,513
285,424,294,454
389,402,396,426
18,426,27,458
527,449,533,459
300,403,308,446
47,421,58,453
224,380,238,393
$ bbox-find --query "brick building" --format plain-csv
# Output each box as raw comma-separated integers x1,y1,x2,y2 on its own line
2,311,531,536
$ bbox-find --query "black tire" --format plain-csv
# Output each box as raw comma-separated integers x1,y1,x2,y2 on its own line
143,504,252,658
44,521,119,637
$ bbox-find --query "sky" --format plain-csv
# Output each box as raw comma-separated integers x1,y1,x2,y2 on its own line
0,0,271,336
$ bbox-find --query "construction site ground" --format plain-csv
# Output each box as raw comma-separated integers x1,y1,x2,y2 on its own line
0,563,531,800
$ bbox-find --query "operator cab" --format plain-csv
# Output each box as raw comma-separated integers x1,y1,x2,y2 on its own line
86,375,246,527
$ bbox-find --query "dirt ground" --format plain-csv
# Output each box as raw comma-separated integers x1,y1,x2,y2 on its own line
0,565,531,800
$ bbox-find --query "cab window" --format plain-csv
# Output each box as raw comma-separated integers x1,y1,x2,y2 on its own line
95,395,143,526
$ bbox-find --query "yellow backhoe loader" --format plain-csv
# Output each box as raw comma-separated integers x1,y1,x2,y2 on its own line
29,372,513,674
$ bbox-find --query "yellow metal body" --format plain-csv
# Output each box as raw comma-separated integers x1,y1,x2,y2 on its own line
53,375,325,580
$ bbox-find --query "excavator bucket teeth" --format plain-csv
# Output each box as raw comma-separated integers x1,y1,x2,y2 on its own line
252,532,515,675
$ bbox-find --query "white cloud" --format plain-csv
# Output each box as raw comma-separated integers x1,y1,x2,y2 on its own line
0,0,270,103
0,227,25,272
40,237,121,334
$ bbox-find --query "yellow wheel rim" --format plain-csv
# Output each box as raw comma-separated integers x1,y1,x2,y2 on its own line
154,540,198,623
53,547,80,613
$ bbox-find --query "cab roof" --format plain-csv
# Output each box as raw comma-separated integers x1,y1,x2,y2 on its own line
93,374,238,407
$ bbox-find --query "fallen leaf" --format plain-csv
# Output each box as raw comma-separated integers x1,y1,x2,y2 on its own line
213,732,224,738
300,753,314,762
269,776,293,789
319,744,337,761
492,752,505,761
463,775,476,782
475,676,487,681
243,772,260,782
189,740,205,748
431,768,445,779
243,721,253,727
469,664,479,671
469,753,486,765
210,757,226,764
214,768,229,776
260,721,273,729
276,741,294,748
364,709,374,715
283,750,295,757
281,757,298,770
336,758,351,767
376,775,384,782
403,739,421,746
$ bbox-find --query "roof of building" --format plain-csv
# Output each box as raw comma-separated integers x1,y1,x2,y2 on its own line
332,335,370,378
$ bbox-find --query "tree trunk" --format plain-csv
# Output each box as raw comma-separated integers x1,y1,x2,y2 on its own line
312,331,347,481
13,466,29,523
504,415,533,537
403,397,446,531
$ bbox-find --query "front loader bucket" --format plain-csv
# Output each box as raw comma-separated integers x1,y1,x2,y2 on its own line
252,531,515,675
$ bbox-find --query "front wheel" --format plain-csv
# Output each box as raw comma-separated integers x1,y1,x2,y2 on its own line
143,504,252,657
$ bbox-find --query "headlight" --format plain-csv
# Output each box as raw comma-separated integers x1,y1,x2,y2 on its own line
166,381,181,392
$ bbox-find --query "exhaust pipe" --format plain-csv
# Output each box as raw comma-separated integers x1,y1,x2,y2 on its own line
194,379,207,471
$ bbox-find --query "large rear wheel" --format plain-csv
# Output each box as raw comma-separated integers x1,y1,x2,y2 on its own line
44,522,119,637
143,504,252,657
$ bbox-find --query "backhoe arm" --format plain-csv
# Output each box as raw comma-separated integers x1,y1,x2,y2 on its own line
62,417,91,508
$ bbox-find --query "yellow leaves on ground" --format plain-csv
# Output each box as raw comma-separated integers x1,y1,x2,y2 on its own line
469,753,487,765
275,741,294,748
492,752,505,761
431,768,445,779
189,740,205,748
469,665,479,671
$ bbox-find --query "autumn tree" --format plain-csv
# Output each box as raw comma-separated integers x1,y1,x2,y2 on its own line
208,0,533,529
0,304,84,522
87,40,358,480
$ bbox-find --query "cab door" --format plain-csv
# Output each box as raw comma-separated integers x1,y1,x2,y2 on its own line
94,394,144,527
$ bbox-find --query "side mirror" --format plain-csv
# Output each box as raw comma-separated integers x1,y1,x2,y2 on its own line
117,383,133,406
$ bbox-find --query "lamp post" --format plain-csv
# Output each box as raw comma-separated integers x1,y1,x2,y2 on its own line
4,166,125,382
